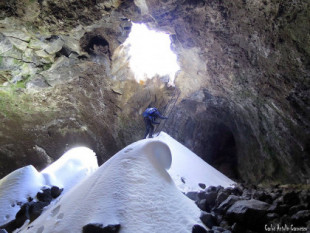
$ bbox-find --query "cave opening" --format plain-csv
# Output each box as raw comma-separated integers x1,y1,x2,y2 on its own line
84,36,110,56
189,121,239,180
124,23,180,85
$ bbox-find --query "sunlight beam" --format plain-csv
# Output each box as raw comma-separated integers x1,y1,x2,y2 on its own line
124,23,180,85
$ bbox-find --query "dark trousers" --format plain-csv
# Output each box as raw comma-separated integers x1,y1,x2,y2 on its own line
144,117,154,139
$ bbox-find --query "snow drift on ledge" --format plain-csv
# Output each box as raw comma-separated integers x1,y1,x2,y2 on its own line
0,132,234,233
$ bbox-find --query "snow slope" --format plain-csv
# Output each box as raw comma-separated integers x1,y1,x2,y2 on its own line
157,132,234,192
0,166,45,226
41,147,98,193
17,140,203,233
0,147,97,226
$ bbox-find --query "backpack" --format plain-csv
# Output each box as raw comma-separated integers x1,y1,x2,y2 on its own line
143,108,157,117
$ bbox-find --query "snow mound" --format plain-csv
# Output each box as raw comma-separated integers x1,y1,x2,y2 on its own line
156,132,234,192
18,140,202,233
0,165,45,226
0,147,98,227
41,147,98,192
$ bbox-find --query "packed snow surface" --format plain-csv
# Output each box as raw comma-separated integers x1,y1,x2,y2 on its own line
17,140,204,233
157,132,234,192
0,147,97,226
41,147,98,193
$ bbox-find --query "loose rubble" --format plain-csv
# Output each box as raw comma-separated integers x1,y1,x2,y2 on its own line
188,184,310,233
0,186,63,233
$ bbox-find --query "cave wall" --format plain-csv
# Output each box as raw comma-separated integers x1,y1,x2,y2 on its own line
0,0,309,184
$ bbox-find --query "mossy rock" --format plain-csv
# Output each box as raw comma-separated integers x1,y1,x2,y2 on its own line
0,71,12,85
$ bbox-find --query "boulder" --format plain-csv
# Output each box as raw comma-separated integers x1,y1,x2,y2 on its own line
192,224,208,233
196,199,207,211
252,191,273,204
216,191,229,207
36,188,53,203
198,191,208,200
226,199,270,230
200,211,217,229
291,210,310,225
82,223,121,233
204,191,218,211
186,191,199,201
266,213,279,221
288,204,307,215
51,186,63,198
212,226,227,232
216,195,241,214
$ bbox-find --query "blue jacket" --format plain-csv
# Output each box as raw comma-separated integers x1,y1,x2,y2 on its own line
143,108,167,124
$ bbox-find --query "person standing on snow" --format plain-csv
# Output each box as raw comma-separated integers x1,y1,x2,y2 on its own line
143,107,168,139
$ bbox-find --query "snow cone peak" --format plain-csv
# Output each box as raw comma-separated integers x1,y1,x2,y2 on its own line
142,140,172,170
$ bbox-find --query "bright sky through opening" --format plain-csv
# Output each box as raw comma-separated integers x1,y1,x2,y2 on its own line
125,23,180,84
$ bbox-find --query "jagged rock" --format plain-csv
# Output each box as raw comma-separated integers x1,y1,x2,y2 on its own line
291,210,310,225
82,223,121,233
200,211,217,229
198,191,208,200
229,186,243,196
51,186,63,198
192,224,208,233
218,220,231,230
216,191,229,207
27,201,50,222
241,189,252,200
216,195,241,214
204,191,218,211
266,213,279,221
199,183,206,189
252,191,273,204
226,199,270,230
196,199,207,212
212,226,227,232
288,204,307,215
186,191,199,201
36,188,53,203
206,186,217,193
26,77,50,89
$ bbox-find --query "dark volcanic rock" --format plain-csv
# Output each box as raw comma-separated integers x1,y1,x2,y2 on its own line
82,223,121,233
216,195,241,214
36,188,53,203
200,211,217,229
196,199,207,212
226,199,270,230
204,191,218,211
291,210,310,225
186,191,199,201
192,224,208,233
51,186,63,198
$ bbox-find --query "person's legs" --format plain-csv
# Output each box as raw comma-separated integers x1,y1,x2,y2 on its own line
144,118,151,139
149,124,154,138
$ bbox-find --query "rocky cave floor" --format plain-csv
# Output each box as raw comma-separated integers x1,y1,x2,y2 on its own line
189,183,310,233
